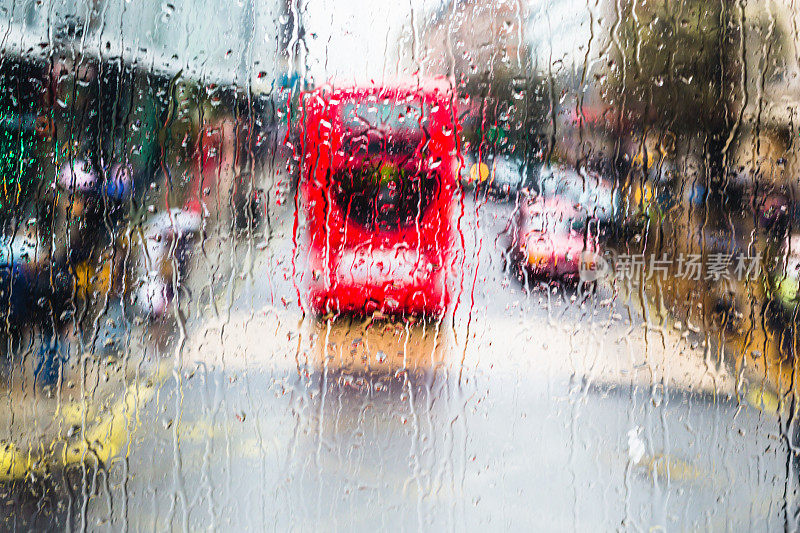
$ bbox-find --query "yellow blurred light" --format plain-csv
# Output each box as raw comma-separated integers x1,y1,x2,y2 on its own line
469,162,490,183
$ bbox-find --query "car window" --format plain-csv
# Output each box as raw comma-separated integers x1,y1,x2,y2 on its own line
0,1,798,530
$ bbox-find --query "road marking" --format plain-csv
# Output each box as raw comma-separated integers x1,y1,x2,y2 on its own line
0,360,171,481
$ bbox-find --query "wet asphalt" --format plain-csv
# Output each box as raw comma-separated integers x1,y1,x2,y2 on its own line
10,195,798,531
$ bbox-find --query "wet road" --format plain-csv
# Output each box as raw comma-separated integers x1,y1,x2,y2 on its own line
25,195,797,530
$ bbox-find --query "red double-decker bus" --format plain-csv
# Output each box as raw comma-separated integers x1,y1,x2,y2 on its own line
297,79,460,317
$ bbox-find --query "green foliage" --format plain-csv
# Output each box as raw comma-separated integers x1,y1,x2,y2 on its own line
605,0,729,131
462,68,548,160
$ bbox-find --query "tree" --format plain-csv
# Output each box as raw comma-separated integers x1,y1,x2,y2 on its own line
604,0,732,134
418,0,549,162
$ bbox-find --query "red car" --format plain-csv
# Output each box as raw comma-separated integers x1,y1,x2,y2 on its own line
512,194,600,280
298,79,460,316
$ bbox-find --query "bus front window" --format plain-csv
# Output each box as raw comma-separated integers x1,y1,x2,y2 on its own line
335,160,438,232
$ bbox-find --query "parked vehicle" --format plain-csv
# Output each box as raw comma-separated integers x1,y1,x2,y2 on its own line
532,164,620,229
462,153,531,201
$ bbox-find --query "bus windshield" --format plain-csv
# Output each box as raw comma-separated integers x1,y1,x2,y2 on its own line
334,159,438,231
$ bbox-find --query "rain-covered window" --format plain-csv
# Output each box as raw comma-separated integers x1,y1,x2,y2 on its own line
0,0,798,530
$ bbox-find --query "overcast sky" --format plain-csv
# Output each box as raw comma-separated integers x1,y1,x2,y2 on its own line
302,0,593,85
303,0,426,85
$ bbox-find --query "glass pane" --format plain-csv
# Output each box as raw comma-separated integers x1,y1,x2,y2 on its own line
0,0,797,530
